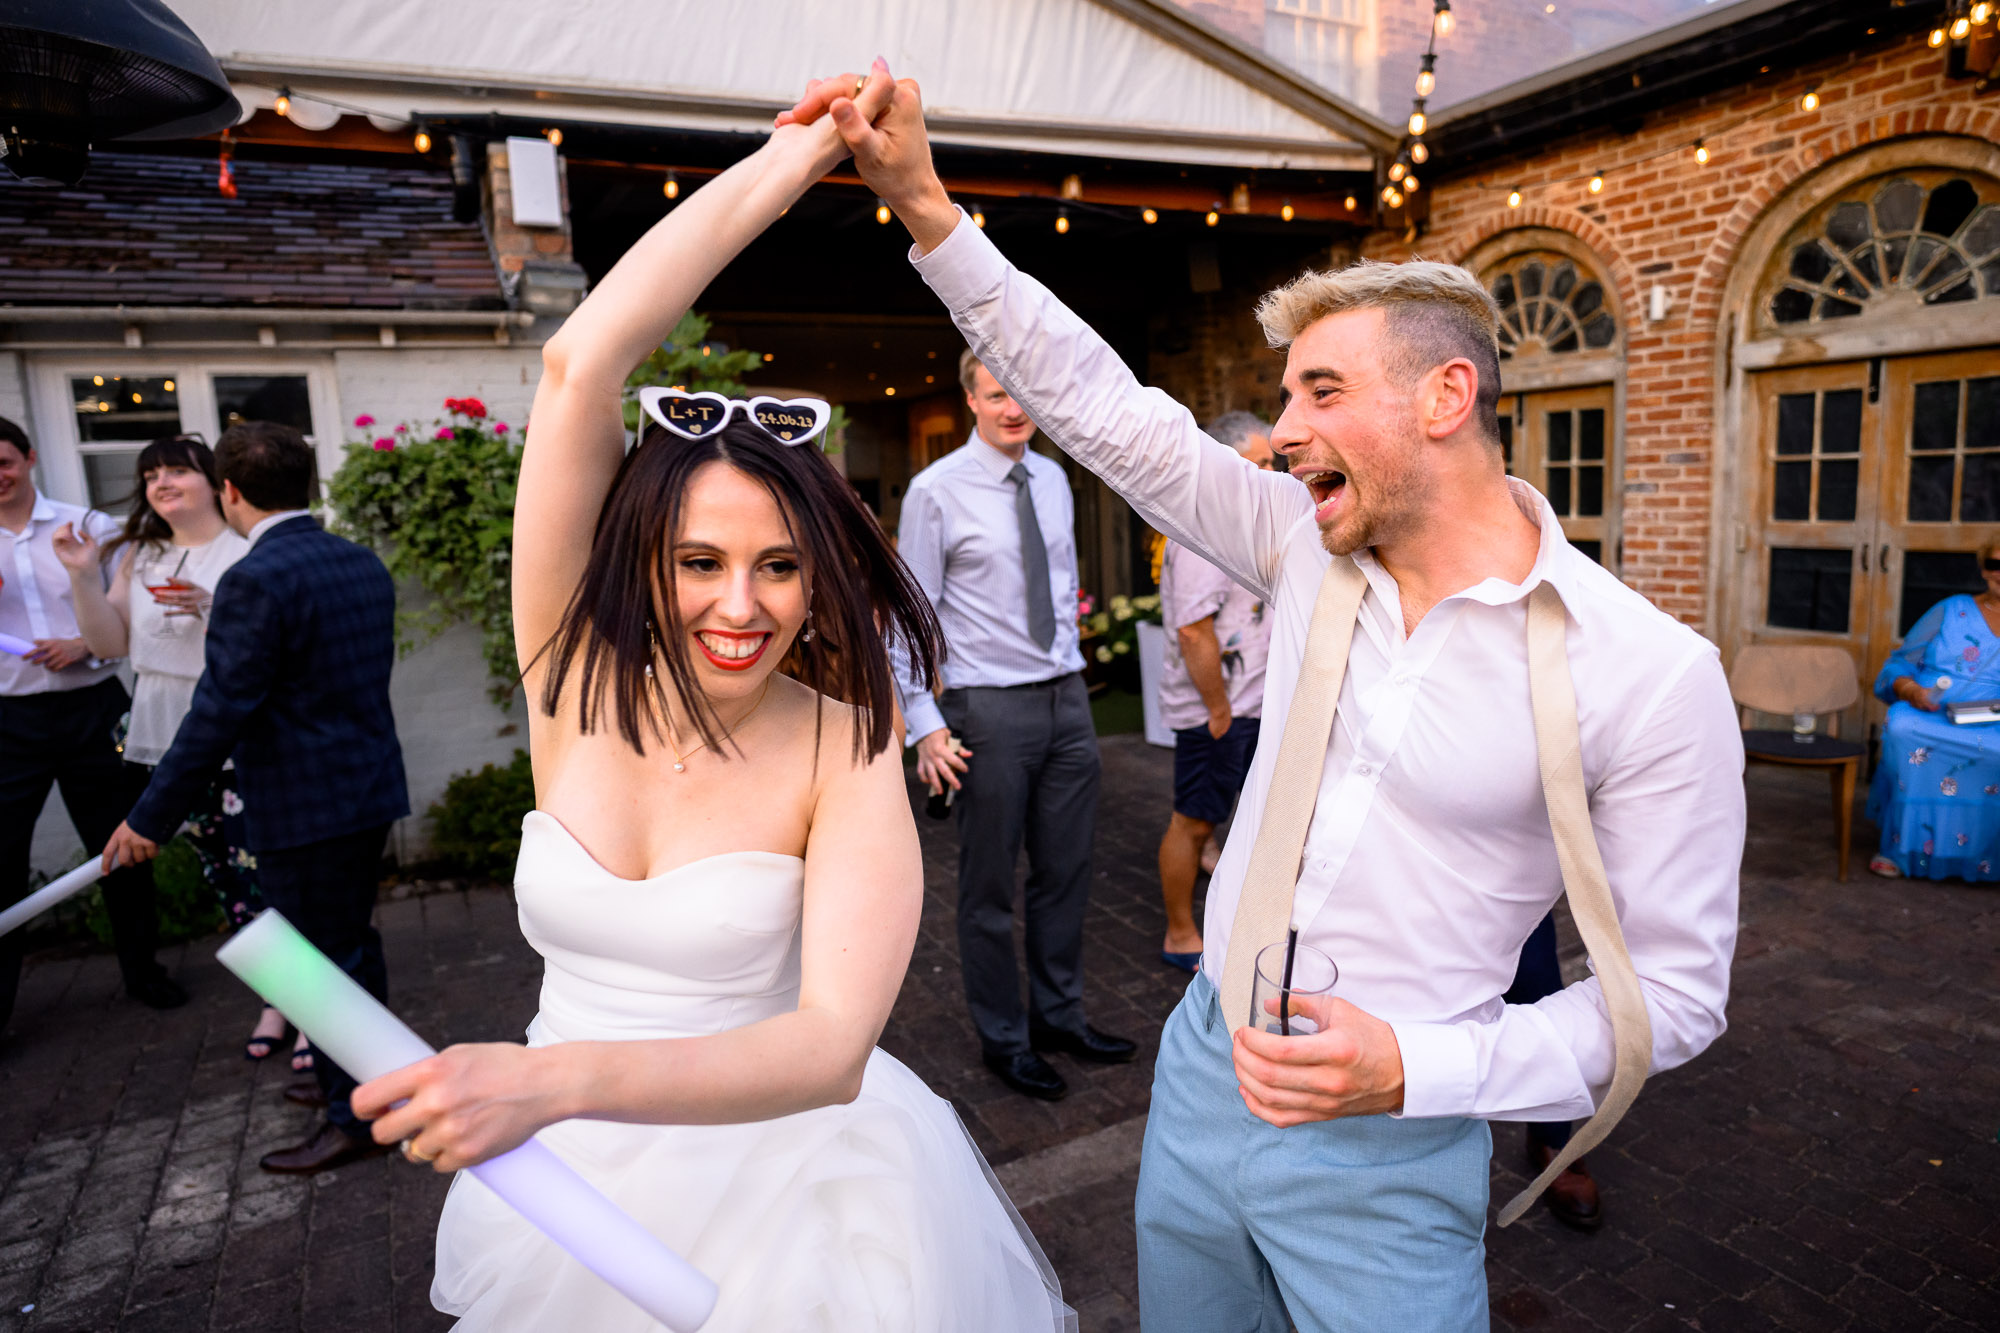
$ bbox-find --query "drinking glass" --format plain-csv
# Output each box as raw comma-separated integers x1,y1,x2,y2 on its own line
1250,940,1338,1036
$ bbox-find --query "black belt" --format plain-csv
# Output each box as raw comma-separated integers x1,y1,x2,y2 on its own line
951,672,1077,693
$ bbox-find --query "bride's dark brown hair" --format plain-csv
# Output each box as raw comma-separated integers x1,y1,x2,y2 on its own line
536,416,944,762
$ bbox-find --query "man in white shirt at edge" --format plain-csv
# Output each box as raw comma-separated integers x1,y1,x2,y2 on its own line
1156,411,1275,972
895,348,1137,1103
782,67,1743,1331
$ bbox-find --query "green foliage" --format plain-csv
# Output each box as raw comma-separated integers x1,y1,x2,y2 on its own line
427,749,537,880
620,311,766,431
79,838,220,946
1085,592,1162,665
327,399,521,704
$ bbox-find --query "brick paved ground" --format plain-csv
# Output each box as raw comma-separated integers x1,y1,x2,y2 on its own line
2,738,1996,1331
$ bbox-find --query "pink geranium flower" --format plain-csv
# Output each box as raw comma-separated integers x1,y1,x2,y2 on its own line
494,422,509,434
354,413,376,428
437,427,455,441
372,437,395,451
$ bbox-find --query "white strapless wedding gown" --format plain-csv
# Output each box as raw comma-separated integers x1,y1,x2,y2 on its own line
432,812,1070,1331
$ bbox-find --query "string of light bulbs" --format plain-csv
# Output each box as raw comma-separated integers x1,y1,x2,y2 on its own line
1378,0,1454,213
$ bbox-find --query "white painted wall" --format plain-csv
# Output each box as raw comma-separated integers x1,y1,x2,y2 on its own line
329,346,542,442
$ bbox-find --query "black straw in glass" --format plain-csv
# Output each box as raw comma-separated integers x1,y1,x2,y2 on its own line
1278,926,1298,1036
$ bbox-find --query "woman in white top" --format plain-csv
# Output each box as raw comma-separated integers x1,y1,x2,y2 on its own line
348,69,1067,1330
53,436,303,1066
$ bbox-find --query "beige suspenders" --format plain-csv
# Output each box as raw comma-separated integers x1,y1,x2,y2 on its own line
1219,560,1654,1229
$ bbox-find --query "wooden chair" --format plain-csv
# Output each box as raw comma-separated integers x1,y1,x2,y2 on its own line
1729,644,1865,881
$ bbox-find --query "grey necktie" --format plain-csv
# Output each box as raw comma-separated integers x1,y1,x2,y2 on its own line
1008,462,1058,650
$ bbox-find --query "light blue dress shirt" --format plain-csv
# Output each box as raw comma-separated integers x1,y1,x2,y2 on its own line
894,432,1085,743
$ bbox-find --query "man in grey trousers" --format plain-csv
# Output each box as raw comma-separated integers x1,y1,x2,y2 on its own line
896,349,1135,1100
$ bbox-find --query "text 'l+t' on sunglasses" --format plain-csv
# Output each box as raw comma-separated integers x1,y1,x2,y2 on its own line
639,387,832,447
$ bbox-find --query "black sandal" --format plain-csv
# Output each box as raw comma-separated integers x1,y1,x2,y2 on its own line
245,1025,288,1061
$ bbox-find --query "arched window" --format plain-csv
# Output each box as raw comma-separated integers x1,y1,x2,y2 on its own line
1487,252,1617,359
1767,173,2000,327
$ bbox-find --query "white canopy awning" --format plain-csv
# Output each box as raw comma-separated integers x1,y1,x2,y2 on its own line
171,0,1391,171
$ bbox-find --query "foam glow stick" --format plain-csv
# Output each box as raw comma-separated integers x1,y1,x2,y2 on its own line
0,631,35,656
216,911,719,1332
0,858,109,939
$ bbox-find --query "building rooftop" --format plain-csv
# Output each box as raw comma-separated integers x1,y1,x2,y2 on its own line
0,150,503,311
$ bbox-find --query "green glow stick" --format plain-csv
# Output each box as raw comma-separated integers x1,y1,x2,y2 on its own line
217,910,718,1330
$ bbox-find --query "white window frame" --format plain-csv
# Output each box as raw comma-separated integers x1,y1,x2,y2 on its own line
26,354,343,509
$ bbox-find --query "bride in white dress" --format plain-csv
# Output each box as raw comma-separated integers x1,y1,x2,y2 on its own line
350,66,1069,1331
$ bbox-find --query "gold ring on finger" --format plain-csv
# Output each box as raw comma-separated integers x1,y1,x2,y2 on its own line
853,75,867,99
401,1138,436,1165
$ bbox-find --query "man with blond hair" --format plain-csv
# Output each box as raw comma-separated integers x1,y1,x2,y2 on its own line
785,65,1743,1330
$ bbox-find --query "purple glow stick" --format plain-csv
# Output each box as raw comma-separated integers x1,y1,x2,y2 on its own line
0,631,35,656
0,858,109,938
217,911,719,1331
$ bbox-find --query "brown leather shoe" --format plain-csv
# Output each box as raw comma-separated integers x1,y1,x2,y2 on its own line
1528,1143,1603,1231
259,1122,390,1175
282,1079,326,1108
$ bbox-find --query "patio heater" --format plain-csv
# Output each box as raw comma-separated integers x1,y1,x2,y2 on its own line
1,0,240,186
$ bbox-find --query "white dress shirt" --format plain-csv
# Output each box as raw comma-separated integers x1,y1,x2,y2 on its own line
894,433,1085,743
0,492,122,697
912,213,1744,1125
245,509,313,547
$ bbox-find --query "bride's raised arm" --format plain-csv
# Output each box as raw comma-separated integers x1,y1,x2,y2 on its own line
513,64,893,680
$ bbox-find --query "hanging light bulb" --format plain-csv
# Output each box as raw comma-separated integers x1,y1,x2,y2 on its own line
1588,172,1604,194
1799,86,1820,112
1408,101,1427,137
1951,16,1972,38
1930,26,1948,46
1410,140,1429,165
1389,161,1406,182
1404,175,1420,194
1693,139,1709,165
664,171,680,200
875,199,892,224
1141,207,1158,224
1415,54,1436,99
273,88,291,118
1055,207,1070,234
1382,185,1398,203
412,126,431,154
1204,209,1220,227
1434,0,1455,38
545,127,563,147
1975,3,1995,24
1344,194,1357,210
1387,188,1404,209
972,205,987,228
1507,187,1523,208
1280,199,1295,222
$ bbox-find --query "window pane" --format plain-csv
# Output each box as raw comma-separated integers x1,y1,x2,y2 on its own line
1546,410,1571,462
1767,547,1851,633
1908,455,1956,522
1912,381,1959,452
1497,414,1513,473
1777,394,1815,455
1820,390,1862,455
1900,551,1983,635
1967,377,1998,445
1773,460,1811,521
72,374,179,443
1569,539,1602,565
1578,465,1604,518
1818,459,1858,522
1548,466,1572,516
82,449,144,511
1961,454,2000,522
1579,408,1605,461
214,375,314,436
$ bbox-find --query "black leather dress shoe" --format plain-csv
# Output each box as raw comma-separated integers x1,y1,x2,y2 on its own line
282,1080,327,1109
1030,1022,1137,1064
983,1050,1068,1101
126,975,188,1010
259,1122,391,1175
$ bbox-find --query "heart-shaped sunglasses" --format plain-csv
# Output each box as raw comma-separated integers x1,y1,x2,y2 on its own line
638,387,832,447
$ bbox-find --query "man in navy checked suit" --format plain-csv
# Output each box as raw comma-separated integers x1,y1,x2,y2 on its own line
105,421,408,1175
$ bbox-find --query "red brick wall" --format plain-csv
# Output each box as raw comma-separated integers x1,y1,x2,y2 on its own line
1362,32,2000,627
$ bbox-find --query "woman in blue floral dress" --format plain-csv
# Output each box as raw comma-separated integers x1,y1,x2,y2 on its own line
1867,546,2000,880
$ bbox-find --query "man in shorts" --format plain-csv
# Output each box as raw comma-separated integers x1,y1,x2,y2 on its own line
1155,412,1275,972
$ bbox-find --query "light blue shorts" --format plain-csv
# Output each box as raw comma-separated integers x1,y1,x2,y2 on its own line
1135,971,1490,1333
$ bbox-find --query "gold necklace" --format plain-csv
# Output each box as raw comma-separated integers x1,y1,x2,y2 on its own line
667,680,773,773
